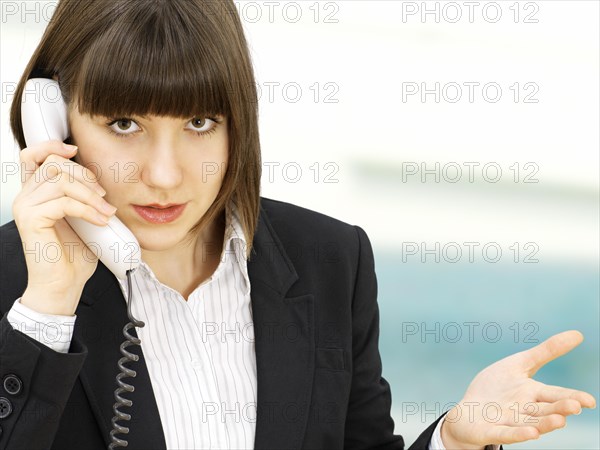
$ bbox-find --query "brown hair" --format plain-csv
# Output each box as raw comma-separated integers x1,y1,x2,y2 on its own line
9,0,261,258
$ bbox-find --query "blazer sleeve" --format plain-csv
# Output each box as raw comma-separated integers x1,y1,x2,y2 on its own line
343,226,447,450
0,310,87,450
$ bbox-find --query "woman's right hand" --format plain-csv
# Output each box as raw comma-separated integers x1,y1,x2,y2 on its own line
12,140,118,315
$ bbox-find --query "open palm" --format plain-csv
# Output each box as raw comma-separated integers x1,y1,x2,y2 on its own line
441,330,597,449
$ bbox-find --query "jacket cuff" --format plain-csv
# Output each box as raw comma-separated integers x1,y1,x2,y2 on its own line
0,311,87,448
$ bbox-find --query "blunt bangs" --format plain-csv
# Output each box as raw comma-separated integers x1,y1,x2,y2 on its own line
11,0,262,256
68,2,231,120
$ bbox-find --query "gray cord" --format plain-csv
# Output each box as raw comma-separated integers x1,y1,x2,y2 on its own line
108,268,145,449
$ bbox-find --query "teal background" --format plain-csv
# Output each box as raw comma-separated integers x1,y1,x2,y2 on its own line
375,253,599,448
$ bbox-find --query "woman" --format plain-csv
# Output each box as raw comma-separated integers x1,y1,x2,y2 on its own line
0,1,595,449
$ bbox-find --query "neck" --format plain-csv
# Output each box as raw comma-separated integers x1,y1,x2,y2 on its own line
141,211,226,300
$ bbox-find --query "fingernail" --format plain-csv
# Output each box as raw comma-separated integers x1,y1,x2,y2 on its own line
63,143,78,151
101,201,118,215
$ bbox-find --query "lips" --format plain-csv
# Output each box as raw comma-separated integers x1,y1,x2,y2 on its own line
142,203,182,209
133,203,187,224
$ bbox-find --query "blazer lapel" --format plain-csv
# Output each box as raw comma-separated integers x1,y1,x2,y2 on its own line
73,203,316,450
248,206,316,450
74,264,167,449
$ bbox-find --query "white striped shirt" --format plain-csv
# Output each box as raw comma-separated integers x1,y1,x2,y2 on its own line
116,202,256,449
9,202,258,449
6,202,467,450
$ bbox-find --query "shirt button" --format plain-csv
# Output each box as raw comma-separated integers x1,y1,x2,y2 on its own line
3,375,22,396
0,398,12,419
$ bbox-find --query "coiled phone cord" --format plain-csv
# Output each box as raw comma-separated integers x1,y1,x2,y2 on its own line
108,268,145,449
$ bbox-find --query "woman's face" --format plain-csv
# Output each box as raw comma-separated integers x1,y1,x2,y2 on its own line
67,104,228,251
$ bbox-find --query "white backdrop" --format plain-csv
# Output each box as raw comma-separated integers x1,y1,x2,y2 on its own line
2,1,599,264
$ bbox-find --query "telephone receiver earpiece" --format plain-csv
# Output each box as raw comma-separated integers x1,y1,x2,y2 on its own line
21,78,141,280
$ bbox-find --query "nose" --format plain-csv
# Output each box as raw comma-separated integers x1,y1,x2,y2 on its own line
140,138,184,189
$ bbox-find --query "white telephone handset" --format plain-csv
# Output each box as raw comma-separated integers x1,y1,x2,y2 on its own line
21,78,141,280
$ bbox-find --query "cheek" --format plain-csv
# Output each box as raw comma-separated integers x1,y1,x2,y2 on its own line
72,143,107,177
193,143,229,185
68,116,103,168
69,137,117,183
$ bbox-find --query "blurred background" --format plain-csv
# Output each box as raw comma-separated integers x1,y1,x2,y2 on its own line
1,1,598,447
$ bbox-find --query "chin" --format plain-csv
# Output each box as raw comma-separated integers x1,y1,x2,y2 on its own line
138,241,176,252
134,227,189,251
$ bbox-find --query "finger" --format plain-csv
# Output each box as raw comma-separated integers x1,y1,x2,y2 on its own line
511,413,566,435
516,400,582,418
25,173,117,219
21,154,106,197
536,384,597,408
33,196,113,229
522,330,583,376
19,141,78,185
500,404,570,428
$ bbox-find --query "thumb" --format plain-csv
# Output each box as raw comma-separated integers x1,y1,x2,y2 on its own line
522,330,583,377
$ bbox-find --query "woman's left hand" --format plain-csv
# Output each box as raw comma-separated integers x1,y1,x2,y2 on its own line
440,330,597,449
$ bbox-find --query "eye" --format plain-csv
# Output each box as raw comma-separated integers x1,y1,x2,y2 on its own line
186,117,219,135
104,116,222,139
108,119,140,136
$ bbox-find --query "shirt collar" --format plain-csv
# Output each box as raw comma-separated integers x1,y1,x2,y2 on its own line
135,201,250,296
221,201,250,293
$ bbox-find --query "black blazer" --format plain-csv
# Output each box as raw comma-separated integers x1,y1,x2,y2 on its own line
0,197,445,449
